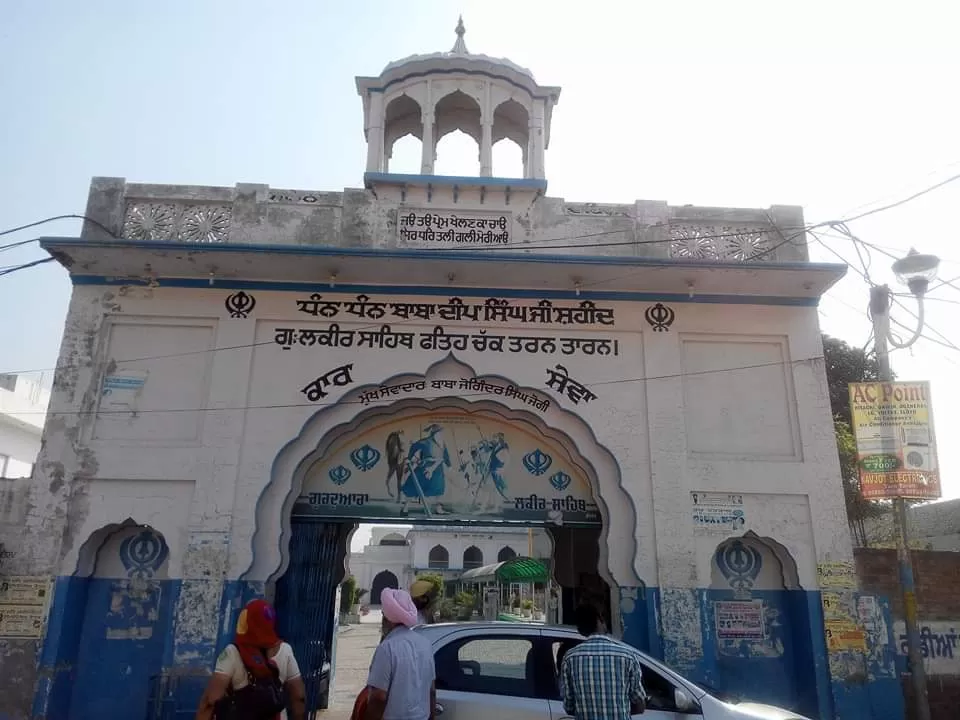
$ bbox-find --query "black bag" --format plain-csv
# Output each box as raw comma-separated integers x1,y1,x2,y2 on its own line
214,646,287,720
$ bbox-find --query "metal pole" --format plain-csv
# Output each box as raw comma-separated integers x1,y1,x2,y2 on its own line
870,284,930,720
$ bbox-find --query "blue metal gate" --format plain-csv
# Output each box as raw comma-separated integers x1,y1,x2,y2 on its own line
275,520,346,714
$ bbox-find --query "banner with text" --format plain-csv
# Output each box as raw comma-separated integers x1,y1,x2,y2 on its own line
848,381,940,500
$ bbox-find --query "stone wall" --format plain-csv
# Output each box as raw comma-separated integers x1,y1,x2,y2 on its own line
855,548,960,720
80,177,809,263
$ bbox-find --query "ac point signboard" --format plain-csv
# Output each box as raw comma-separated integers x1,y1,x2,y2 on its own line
848,381,941,500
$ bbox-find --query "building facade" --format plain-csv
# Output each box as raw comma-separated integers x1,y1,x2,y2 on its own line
0,372,49,480
348,524,550,604
0,22,905,720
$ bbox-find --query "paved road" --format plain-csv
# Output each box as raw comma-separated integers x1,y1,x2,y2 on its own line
319,611,381,720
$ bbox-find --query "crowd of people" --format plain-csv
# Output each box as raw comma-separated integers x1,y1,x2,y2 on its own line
193,579,647,720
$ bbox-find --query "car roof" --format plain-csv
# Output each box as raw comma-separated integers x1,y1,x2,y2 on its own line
413,621,584,643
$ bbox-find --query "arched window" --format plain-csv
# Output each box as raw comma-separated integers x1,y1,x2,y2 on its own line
379,532,407,546
498,546,517,562
429,544,449,569
463,546,483,570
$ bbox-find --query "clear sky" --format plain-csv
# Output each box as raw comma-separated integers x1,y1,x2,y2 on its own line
3,1,959,553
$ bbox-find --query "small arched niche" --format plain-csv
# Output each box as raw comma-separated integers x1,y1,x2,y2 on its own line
710,531,801,595
493,99,529,177
75,518,170,580
384,94,423,173
463,545,483,569
428,544,450,569
434,90,482,175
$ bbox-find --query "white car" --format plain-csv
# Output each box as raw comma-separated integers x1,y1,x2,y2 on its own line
415,622,812,720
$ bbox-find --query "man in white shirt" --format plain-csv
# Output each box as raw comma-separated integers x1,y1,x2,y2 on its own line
366,588,436,720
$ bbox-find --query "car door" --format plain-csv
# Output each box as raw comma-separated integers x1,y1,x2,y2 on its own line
544,636,704,720
433,631,554,720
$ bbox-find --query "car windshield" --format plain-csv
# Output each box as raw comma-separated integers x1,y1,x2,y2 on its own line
686,679,741,704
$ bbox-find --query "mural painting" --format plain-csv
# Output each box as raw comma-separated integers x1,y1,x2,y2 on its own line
296,410,599,526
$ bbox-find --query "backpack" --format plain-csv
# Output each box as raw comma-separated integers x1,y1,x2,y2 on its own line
213,645,287,720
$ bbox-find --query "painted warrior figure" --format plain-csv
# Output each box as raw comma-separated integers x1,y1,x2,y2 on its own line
385,430,407,502
400,424,452,515
466,432,510,512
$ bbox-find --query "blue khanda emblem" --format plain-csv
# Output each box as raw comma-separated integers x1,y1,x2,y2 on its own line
350,444,381,472
715,540,763,596
329,465,352,486
119,529,169,579
523,448,552,476
549,470,571,492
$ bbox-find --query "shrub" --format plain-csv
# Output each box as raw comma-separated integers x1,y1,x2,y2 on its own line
340,576,357,613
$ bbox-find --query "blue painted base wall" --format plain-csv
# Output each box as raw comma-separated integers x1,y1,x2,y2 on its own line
617,587,906,720
34,578,907,720
33,576,179,720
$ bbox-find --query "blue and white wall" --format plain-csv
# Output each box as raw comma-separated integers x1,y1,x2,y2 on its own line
1,276,890,719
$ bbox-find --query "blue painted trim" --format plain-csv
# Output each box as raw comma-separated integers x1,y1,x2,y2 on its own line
364,172,547,191
38,236,846,275
68,276,820,307
362,66,553,99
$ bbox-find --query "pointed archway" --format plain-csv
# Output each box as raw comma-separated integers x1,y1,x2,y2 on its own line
370,570,400,605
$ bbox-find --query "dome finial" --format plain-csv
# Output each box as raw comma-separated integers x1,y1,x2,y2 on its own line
452,16,468,54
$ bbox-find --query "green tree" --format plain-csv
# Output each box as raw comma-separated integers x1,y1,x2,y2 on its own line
822,334,888,546
340,575,358,613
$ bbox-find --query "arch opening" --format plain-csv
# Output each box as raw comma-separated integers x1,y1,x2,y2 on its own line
463,545,483,569
493,99,529,177
50,522,172,720
498,545,517,562
249,355,641,593
370,570,400,605
708,532,818,717
428,544,450,569
433,90,481,175
492,138,524,179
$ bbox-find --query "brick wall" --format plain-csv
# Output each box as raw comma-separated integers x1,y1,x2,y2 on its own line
855,548,960,720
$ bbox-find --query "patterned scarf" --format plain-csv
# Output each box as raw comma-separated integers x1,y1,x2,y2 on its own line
234,599,281,681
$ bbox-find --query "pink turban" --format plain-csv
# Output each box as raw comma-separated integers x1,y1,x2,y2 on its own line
381,588,419,627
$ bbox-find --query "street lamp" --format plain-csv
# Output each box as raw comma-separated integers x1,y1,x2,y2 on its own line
869,247,940,720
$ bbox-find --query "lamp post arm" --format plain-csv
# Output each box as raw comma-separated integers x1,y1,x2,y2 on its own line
887,295,925,349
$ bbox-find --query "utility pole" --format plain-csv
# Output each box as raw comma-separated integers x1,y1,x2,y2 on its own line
869,284,931,720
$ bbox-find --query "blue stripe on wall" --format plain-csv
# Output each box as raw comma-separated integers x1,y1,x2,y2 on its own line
68,275,822,307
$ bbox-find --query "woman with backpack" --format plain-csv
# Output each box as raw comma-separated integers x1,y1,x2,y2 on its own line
195,599,307,720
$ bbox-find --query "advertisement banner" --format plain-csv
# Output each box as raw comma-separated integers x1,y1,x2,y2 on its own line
715,600,765,640
848,381,940,500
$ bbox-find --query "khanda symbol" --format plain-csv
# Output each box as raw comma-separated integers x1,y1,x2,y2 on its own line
328,465,352,485
350,445,381,472
715,540,762,595
644,303,675,332
549,470,571,492
523,448,553,476
225,291,256,319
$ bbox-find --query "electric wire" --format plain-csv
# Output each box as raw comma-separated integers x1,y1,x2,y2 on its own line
4,353,829,417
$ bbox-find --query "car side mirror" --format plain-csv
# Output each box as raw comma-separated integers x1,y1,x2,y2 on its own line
674,689,695,712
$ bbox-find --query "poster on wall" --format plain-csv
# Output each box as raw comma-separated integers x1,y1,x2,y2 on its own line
715,600,765,640
0,576,52,639
294,409,600,527
691,492,746,535
825,619,867,652
848,381,940,500
816,561,857,590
